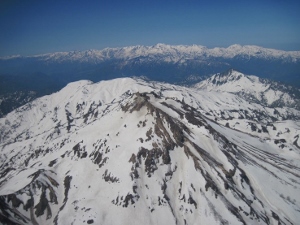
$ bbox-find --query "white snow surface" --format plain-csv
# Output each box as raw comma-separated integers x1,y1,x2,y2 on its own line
0,77,299,225
194,69,298,107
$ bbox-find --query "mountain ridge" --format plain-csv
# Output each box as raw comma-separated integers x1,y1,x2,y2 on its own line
194,69,300,110
1,44,299,118
1,43,299,86
0,77,299,224
1,44,300,61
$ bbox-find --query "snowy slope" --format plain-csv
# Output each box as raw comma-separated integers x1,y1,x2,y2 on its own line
0,78,300,225
194,69,300,110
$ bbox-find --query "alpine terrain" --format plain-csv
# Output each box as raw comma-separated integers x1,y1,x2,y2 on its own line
1,44,300,117
0,73,300,224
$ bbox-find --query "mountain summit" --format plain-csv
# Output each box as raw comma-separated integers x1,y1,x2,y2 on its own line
0,77,299,224
195,69,300,109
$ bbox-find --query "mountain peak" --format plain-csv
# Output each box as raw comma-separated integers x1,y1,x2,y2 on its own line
153,43,168,48
227,44,243,50
198,69,247,87
220,68,243,77
195,70,300,109
0,77,299,224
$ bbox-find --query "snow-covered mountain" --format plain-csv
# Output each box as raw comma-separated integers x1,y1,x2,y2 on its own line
195,69,300,110
1,44,300,118
0,77,299,225
2,44,300,63
0,44,299,84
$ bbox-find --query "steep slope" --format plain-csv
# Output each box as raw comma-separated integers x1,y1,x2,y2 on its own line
0,78,300,225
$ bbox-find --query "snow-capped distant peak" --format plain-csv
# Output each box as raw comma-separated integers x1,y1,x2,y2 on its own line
195,69,262,90
194,69,300,108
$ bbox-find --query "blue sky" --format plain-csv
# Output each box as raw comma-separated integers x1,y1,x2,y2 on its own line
0,0,300,56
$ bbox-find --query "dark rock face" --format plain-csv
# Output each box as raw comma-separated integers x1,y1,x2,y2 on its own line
0,170,60,224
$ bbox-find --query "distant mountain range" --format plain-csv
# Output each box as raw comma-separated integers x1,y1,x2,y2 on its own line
2,43,300,62
1,44,299,84
0,44,300,117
